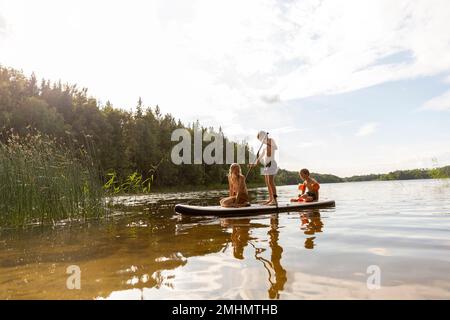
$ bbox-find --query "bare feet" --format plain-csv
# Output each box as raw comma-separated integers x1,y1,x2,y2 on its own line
267,200,278,206
235,202,250,208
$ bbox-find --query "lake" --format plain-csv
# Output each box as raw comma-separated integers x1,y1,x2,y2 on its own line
0,179,449,299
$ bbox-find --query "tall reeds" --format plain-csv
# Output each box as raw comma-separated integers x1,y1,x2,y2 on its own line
0,133,105,228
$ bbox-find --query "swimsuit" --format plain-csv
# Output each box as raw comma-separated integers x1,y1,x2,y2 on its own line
235,192,249,204
260,138,279,176
306,191,318,201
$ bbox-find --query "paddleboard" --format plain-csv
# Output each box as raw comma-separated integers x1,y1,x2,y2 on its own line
175,199,335,216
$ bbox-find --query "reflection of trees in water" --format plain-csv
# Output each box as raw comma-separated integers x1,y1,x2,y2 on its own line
300,209,323,249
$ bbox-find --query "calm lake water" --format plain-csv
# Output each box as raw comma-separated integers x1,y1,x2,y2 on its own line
1,179,449,299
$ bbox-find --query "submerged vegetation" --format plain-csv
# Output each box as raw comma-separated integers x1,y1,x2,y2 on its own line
0,133,105,227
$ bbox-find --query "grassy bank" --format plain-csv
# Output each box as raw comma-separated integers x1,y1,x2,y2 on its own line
0,134,105,228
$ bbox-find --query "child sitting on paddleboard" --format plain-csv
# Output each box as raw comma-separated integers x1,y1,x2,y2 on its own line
220,163,250,208
291,168,320,202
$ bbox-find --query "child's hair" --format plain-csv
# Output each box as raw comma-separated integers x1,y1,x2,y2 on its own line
228,163,242,177
300,168,310,177
257,131,268,142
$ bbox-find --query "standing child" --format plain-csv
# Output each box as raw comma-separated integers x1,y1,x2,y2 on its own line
253,131,279,206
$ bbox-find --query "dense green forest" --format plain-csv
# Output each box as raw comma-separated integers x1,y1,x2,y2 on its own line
2,65,447,227
1,66,448,190
0,66,265,190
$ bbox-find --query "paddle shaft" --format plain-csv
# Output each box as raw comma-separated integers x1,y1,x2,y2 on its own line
244,132,268,181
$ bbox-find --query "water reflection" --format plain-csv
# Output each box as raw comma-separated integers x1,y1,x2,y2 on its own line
3,181,448,299
300,209,323,249
0,206,325,299
267,217,288,298
220,215,289,299
121,208,328,299
221,218,253,260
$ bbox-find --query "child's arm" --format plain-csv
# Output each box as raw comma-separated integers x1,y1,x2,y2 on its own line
253,148,265,166
235,176,245,201
311,179,320,200
299,182,306,196
311,179,320,192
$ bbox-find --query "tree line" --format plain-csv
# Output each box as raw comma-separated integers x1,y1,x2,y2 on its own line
0,66,264,190
1,65,447,190
277,166,450,185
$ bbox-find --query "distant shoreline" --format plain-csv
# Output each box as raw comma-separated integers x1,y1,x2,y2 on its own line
275,165,450,185
150,175,449,194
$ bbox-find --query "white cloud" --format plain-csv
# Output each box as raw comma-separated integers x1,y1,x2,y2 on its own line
270,126,304,134
329,120,357,128
1,0,450,175
260,94,281,104
444,75,450,84
356,123,378,137
1,0,450,123
275,0,450,100
0,13,7,37
297,141,325,148
421,90,450,111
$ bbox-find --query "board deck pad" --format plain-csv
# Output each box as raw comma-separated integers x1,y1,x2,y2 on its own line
175,200,335,216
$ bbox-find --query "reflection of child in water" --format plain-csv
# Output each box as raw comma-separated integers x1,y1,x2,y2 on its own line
221,217,287,299
221,219,251,259
300,210,323,249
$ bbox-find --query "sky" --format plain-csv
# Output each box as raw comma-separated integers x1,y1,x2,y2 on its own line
1,0,450,176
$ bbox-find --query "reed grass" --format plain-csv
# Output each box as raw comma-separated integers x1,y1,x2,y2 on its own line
0,133,105,228
103,171,153,194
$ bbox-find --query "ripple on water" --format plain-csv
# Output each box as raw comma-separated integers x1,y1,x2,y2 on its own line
1,179,449,299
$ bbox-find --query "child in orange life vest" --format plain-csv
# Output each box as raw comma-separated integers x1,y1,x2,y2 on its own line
290,168,320,202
